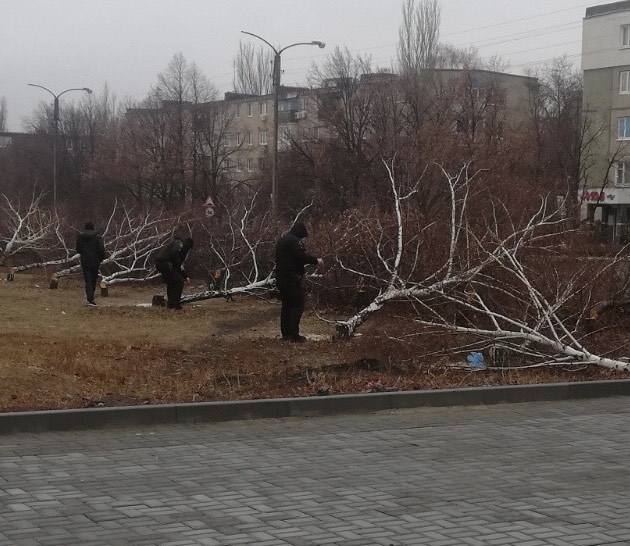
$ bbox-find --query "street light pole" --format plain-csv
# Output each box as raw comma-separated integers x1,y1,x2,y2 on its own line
27,84,92,209
241,31,325,216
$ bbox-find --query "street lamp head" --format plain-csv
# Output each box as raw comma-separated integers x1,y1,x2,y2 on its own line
83,88,93,94
313,41,326,49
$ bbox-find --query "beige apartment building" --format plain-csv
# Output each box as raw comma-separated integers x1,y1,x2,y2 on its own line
582,1,630,239
196,88,322,186
125,68,537,203
213,69,535,183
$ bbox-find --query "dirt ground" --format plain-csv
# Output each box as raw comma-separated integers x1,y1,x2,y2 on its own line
1,272,628,412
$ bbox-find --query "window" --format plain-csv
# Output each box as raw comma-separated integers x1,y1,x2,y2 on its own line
616,161,630,187
259,102,268,118
223,134,231,147
313,127,320,140
302,128,309,142
619,117,630,139
247,103,253,117
247,158,253,172
235,104,240,118
623,25,630,47
621,71,630,94
235,159,242,172
259,130,268,145
247,131,253,146
236,132,243,146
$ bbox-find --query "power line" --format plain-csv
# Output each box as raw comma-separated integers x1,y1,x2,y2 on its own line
340,1,605,54
454,22,582,49
441,0,609,36
217,1,617,91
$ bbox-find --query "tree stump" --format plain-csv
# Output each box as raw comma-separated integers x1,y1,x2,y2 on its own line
334,323,353,340
100,281,109,297
152,294,166,307
49,276,58,289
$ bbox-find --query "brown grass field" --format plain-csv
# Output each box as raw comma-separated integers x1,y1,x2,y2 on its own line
1,272,628,412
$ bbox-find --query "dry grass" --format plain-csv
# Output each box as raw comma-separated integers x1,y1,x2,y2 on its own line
1,272,628,412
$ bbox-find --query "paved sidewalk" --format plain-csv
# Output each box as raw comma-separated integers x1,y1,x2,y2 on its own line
1,397,630,545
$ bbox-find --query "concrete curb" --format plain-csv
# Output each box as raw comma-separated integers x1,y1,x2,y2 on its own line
2,379,630,435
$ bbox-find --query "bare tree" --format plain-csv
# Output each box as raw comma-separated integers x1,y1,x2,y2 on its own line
0,191,58,266
182,193,276,303
10,201,183,288
397,0,441,75
233,41,274,96
0,97,7,132
334,159,481,338
333,158,630,371
122,53,217,209
308,46,377,208
195,101,242,203
96,204,181,285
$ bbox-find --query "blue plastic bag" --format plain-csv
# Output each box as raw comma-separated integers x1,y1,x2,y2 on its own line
467,352,485,369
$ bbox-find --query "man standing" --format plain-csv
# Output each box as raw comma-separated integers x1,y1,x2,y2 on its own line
76,222,106,307
275,222,323,342
154,236,194,310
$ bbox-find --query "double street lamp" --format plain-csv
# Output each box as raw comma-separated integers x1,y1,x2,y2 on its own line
241,31,325,216
28,83,92,209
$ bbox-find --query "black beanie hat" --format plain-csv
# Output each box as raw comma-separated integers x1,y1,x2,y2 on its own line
290,222,308,238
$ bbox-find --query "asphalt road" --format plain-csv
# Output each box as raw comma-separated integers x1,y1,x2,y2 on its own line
1,397,630,545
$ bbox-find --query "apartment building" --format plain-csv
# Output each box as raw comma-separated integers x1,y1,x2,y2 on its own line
198,88,320,186
124,68,536,201
582,1,630,239
218,68,535,178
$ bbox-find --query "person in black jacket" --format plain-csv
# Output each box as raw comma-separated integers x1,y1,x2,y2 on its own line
154,236,194,310
275,222,322,342
76,222,106,306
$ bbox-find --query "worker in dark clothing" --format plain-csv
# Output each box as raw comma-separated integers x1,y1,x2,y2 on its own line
154,236,194,310
76,222,106,307
275,222,322,342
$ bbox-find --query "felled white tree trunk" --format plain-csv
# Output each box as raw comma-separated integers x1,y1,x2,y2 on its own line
334,159,628,371
15,202,181,287
181,275,275,303
178,194,278,305
335,160,484,339
0,192,59,266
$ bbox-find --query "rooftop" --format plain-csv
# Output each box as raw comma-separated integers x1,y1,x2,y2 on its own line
585,1,630,18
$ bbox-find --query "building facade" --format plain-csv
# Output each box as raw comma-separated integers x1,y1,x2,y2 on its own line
582,1,630,240
209,69,536,184
123,68,537,205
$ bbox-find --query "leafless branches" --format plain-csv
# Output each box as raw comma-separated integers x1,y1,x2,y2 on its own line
5,196,182,285
334,159,629,370
0,191,59,266
182,193,275,303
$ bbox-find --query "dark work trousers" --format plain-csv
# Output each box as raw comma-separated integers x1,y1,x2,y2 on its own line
156,262,185,308
277,276,305,338
82,266,100,303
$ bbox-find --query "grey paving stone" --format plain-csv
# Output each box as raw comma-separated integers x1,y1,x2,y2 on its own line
0,397,630,544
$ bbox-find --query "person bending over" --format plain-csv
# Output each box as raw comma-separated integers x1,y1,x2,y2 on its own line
154,236,194,310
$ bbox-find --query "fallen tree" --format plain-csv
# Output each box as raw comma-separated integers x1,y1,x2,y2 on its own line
333,159,630,371
181,194,279,304
0,191,60,267
9,200,183,287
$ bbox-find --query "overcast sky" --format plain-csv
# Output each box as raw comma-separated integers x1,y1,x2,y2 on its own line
0,0,613,131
